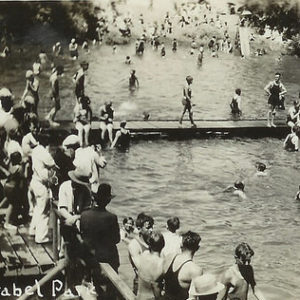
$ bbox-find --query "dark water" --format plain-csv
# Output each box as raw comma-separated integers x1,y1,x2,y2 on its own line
1,42,300,299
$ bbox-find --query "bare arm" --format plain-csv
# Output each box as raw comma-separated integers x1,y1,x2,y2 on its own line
264,82,272,96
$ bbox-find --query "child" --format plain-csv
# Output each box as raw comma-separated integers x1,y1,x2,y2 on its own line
224,180,246,199
120,217,135,244
230,88,242,117
73,96,92,147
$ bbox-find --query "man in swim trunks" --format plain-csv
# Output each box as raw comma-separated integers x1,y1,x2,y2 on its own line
179,75,196,127
264,72,287,127
73,61,89,101
163,231,203,300
45,65,64,127
129,69,139,91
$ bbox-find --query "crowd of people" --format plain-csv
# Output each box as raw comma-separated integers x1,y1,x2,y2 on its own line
0,1,296,299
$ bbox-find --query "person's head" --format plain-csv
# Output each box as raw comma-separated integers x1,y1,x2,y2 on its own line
235,242,254,266
105,100,112,108
235,88,241,96
25,70,34,81
167,217,180,233
148,231,165,253
131,69,136,75
0,88,13,112
234,180,245,191
255,162,266,172
10,151,22,166
186,75,193,84
28,115,40,135
93,183,115,207
120,120,127,129
80,61,89,71
181,231,201,254
274,72,281,82
136,212,154,242
123,217,134,233
126,55,130,60
62,134,80,158
56,65,64,76
71,38,76,44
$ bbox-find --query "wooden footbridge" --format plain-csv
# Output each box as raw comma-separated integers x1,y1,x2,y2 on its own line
41,118,289,145
0,207,135,300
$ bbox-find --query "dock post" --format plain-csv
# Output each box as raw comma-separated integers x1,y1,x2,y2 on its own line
51,200,59,262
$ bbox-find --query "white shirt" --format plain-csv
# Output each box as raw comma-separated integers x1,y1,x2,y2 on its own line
0,109,13,128
31,145,55,183
5,139,23,158
22,132,38,158
58,180,74,214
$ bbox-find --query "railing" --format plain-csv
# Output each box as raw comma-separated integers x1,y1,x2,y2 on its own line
17,202,135,300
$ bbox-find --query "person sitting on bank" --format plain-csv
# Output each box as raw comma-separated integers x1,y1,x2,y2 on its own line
224,180,246,199
135,232,165,300
188,274,225,300
283,126,299,151
163,231,203,300
287,100,300,130
111,120,130,150
230,88,242,117
73,96,92,147
99,101,114,145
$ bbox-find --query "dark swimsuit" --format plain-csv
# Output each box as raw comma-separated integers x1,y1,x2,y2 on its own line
268,83,280,107
164,255,192,300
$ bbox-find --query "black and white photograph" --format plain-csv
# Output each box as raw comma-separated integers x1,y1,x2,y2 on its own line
0,0,299,299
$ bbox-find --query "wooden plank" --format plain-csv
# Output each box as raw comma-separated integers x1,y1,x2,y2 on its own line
5,231,40,276
99,262,135,300
18,227,55,272
0,232,21,276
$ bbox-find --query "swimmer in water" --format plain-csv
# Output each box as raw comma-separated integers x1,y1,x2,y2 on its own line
255,162,267,176
230,88,242,117
295,185,300,200
283,126,299,151
172,38,177,52
161,43,166,57
125,56,131,64
224,180,246,199
129,69,139,91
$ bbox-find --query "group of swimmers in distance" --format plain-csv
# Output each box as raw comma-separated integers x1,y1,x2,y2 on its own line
119,213,267,300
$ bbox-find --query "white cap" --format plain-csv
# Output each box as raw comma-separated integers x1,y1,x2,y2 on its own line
62,134,80,149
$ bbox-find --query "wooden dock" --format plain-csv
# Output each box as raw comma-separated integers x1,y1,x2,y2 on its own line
41,118,290,145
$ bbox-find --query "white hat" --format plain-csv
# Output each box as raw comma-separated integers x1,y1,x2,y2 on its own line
25,70,34,79
71,38,76,43
62,134,80,149
0,88,12,98
191,274,224,296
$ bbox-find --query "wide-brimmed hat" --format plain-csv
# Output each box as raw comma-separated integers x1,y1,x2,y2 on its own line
191,274,224,296
68,169,91,186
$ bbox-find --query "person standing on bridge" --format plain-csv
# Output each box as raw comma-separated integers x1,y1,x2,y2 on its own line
264,72,287,127
179,75,196,128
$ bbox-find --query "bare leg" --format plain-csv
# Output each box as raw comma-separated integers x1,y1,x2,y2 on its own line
107,124,113,144
179,107,187,124
84,126,90,147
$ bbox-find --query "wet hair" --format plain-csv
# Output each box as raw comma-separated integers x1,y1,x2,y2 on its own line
256,162,266,172
234,180,245,191
136,212,154,229
123,217,134,226
10,151,22,166
235,243,256,289
275,72,281,76
181,231,201,252
167,217,180,233
148,231,165,253
235,242,254,262
186,75,193,82
120,120,127,128
235,88,241,95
